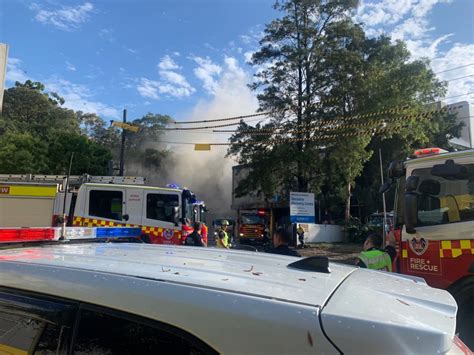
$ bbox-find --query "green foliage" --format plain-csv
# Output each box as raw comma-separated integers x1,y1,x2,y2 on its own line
344,217,369,243
0,132,49,173
47,132,112,175
229,0,460,220
0,81,170,176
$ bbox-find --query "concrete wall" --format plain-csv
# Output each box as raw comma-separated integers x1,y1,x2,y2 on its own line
297,223,344,244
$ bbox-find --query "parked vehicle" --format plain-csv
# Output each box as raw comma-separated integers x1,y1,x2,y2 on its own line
0,174,205,244
382,147,474,346
238,209,269,245
0,231,470,354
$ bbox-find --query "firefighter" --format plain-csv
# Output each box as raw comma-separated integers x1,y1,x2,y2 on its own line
296,224,305,249
216,220,230,249
356,233,392,271
201,222,208,247
185,222,205,247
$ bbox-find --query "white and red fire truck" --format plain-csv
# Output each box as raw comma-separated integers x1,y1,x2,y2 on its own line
0,174,207,245
384,147,473,346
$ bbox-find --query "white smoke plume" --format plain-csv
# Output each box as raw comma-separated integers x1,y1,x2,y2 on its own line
128,57,258,221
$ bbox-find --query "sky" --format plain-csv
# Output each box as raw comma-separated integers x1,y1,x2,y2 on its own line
1,0,473,124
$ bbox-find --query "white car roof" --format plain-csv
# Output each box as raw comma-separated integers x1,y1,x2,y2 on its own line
0,243,354,307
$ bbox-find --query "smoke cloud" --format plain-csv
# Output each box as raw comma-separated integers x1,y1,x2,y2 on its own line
128,57,258,221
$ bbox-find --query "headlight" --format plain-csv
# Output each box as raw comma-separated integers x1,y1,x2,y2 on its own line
239,233,244,237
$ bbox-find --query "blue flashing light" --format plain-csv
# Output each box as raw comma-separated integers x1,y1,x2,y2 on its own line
96,227,142,238
166,183,180,189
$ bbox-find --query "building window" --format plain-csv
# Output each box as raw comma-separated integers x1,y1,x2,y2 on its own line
89,190,123,221
146,194,179,223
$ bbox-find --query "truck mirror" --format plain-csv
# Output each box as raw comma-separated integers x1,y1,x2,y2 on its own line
432,159,468,180
173,206,180,225
388,161,405,179
404,192,418,234
379,178,394,194
405,176,419,192
122,214,129,221
404,176,419,234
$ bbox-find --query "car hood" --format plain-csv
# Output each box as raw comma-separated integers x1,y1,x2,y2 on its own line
321,269,458,354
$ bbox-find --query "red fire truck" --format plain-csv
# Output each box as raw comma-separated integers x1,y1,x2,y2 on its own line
384,148,473,346
0,174,206,245
237,209,269,245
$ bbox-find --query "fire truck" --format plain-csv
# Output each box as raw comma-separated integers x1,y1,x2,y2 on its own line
383,147,474,346
237,209,269,245
0,174,206,245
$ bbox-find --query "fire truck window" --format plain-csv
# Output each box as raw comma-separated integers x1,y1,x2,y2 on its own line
412,163,474,226
241,214,264,225
0,291,75,354
89,190,123,221
73,308,213,354
146,194,179,223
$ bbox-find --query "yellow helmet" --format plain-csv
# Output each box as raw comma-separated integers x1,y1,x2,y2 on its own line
221,220,230,226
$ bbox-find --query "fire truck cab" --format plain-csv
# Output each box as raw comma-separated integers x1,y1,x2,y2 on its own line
386,148,474,346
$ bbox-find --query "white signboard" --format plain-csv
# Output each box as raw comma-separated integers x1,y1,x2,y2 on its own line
290,192,315,223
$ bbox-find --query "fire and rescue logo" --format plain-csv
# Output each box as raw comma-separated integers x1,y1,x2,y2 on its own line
163,229,174,240
409,237,428,256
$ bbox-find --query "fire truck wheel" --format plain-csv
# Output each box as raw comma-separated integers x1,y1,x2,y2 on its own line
450,277,474,349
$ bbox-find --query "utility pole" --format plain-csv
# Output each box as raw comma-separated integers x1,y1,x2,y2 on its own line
119,109,127,176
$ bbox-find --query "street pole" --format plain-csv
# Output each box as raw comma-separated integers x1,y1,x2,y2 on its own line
379,148,387,245
119,109,127,176
61,152,74,238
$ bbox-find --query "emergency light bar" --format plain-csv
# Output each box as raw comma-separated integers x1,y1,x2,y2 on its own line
0,227,142,243
414,147,448,157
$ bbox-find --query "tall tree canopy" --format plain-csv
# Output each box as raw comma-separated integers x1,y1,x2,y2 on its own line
0,80,171,176
228,0,462,221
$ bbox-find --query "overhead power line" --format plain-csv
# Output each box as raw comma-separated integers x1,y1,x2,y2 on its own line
443,91,474,100
435,63,474,75
172,97,339,125
159,105,461,146
172,112,271,125
445,74,474,82
162,102,463,132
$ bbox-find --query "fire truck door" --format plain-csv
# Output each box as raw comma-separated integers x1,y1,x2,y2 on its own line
141,190,181,230
124,188,144,226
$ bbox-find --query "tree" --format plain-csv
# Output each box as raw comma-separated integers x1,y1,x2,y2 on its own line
0,80,113,175
123,113,172,174
228,0,456,222
0,132,49,173
1,80,78,137
46,132,113,175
